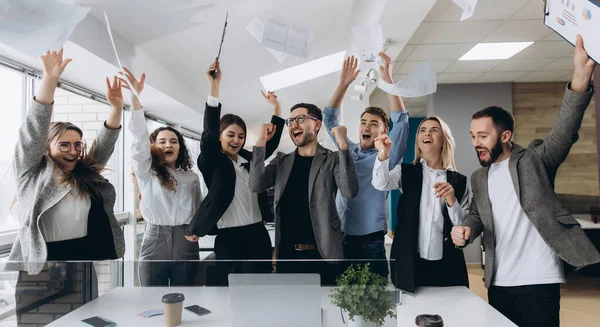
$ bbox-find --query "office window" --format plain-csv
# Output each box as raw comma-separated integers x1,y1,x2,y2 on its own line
0,68,26,235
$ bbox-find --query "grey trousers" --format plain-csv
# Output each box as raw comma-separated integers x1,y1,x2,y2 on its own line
138,223,200,286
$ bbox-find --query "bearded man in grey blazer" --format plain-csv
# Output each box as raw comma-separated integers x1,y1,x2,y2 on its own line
452,35,600,327
250,103,359,285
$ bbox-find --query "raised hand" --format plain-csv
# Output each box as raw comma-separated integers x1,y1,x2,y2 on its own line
339,56,361,87
261,90,281,116
572,34,596,93
106,76,124,109
40,49,72,81
331,125,349,150
207,59,221,98
374,134,392,161
451,226,471,247
118,67,146,95
433,182,457,207
378,52,394,84
256,123,276,147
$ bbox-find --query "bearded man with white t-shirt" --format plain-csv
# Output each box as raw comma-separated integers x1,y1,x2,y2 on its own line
451,35,600,327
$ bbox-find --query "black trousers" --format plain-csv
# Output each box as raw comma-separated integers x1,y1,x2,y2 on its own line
488,283,561,327
343,231,389,279
213,222,273,286
277,244,341,286
414,256,469,288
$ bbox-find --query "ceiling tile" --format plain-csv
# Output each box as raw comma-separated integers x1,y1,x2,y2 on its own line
515,70,574,82
423,0,458,22
491,58,556,72
421,21,503,44
444,60,503,73
394,45,416,62
407,44,476,61
437,72,483,84
395,60,454,74
510,0,545,19
408,22,435,45
473,71,528,83
483,20,554,42
512,41,573,59
538,58,574,71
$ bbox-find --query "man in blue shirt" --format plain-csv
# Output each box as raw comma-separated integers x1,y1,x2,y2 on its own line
324,53,409,278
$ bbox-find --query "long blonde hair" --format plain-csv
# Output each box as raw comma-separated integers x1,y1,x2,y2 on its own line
412,116,457,171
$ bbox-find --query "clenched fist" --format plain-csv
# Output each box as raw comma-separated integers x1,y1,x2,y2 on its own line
451,226,471,247
332,125,349,150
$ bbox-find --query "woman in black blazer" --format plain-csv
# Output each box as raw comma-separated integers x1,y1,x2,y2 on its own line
372,116,470,293
187,60,284,285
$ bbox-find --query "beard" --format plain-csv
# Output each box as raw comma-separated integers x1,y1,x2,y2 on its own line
292,130,315,147
476,136,504,167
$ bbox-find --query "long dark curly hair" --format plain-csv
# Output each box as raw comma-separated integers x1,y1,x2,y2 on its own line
149,127,193,191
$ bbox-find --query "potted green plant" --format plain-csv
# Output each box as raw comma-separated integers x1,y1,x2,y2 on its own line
329,263,396,327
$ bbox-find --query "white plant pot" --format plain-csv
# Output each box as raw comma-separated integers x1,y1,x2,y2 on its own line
348,315,377,327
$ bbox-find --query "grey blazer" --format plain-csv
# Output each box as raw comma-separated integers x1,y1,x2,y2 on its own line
462,85,600,288
6,99,125,274
249,144,359,260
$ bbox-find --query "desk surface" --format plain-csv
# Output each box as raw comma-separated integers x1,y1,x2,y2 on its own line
397,287,516,326
47,286,514,327
574,215,600,230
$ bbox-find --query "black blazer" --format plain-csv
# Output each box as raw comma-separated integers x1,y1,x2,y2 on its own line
187,103,284,237
390,163,469,293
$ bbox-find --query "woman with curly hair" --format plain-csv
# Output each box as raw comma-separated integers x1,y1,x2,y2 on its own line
122,67,202,286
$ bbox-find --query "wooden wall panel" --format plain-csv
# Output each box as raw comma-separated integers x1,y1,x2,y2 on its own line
512,82,598,196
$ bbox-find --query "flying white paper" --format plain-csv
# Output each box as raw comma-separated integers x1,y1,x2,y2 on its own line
0,0,90,57
377,61,437,98
452,0,478,21
352,24,383,66
103,11,141,101
246,17,289,63
261,14,312,58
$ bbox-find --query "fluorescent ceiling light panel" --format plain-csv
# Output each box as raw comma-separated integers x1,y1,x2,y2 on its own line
459,42,534,60
260,51,346,91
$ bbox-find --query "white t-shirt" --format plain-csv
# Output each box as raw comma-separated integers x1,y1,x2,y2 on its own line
488,158,565,287
40,187,91,242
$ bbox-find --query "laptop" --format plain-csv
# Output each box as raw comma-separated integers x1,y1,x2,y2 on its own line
228,274,322,327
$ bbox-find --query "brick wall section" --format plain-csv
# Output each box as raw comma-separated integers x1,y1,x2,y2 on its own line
512,82,598,196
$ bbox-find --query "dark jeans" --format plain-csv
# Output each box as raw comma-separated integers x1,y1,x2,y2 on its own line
343,231,389,279
488,283,561,327
277,244,340,286
213,222,273,286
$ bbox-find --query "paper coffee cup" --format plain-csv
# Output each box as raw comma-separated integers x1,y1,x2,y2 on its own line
162,293,185,327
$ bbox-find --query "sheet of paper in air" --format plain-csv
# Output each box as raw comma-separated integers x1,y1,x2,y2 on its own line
352,24,383,66
378,61,437,98
261,14,312,59
103,11,140,101
246,17,288,63
0,0,90,57
452,0,478,21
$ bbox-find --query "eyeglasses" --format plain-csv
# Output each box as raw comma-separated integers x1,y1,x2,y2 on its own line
284,114,319,127
57,142,85,153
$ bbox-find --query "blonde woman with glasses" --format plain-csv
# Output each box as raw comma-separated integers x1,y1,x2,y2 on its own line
372,116,470,293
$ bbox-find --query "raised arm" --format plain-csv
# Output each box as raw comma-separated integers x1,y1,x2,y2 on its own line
87,76,125,169
249,145,277,193
324,56,361,150
197,60,223,181
452,177,484,248
536,35,595,175
330,126,358,198
13,50,72,179
259,90,285,158
379,52,409,167
371,134,402,191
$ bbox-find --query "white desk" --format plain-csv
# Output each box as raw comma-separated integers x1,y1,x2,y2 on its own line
46,286,513,327
46,286,395,327
397,287,517,326
573,215,600,230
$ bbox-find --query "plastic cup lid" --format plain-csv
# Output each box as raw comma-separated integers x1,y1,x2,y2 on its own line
161,293,185,304
415,314,443,327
